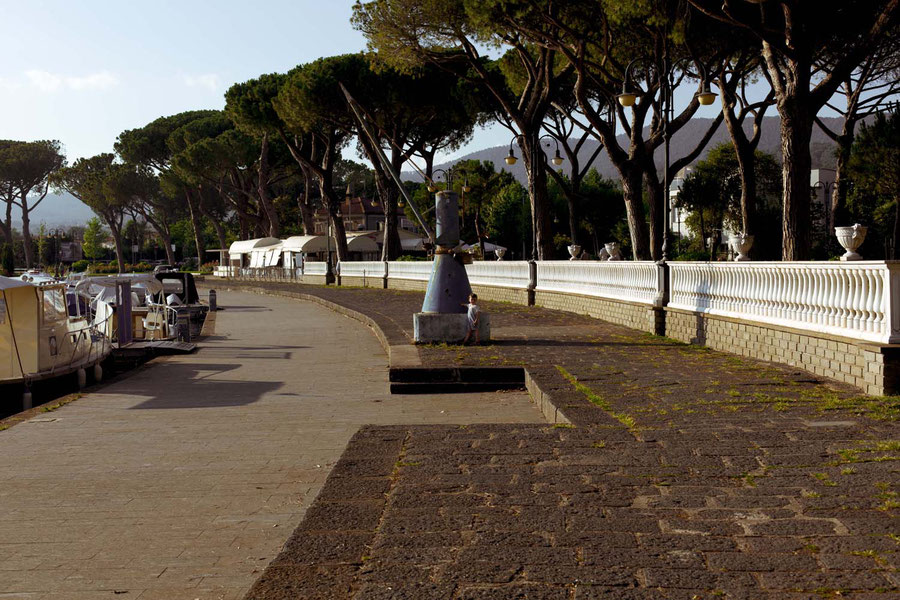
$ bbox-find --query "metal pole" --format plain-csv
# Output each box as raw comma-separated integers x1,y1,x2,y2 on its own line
531,138,539,262
326,214,335,285
662,45,671,262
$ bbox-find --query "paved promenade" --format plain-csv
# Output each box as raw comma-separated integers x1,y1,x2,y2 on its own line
217,282,900,600
0,290,544,600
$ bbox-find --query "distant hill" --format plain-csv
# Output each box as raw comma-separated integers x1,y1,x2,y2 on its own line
407,116,843,184
11,192,95,229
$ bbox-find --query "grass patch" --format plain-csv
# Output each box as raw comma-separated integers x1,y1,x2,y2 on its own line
811,472,838,487
555,365,637,429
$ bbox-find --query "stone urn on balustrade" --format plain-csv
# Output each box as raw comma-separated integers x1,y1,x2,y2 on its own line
567,244,582,261
835,224,867,261
495,247,506,261
729,233,754,261
604,242,623,261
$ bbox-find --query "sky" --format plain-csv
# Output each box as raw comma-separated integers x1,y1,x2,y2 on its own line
0,0,518,167
0,0,730,175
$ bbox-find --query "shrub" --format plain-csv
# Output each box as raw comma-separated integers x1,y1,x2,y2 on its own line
70,260,90,272
0,243,14,276
180,258,198,271
199,261,218,274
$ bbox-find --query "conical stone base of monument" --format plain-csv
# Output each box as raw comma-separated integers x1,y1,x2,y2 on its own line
413,254,490,343
414,312,491,344
413,189,490,343
422,253,471,314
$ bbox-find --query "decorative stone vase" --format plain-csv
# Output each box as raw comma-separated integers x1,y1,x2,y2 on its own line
604,242,622,261
835,224,867,261
567,244,582,261
495,247,506,261
729,233,754,261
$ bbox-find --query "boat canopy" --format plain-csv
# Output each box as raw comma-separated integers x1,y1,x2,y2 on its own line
74,274,164,301
0,276,32,291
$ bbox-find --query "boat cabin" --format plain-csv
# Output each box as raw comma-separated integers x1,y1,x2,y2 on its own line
0,276,111,385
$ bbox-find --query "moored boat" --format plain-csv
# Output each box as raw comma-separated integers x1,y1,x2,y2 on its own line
0,275,113,408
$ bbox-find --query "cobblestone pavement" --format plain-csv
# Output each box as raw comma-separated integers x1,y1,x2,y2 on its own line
223,282,900,600
0,290,543,600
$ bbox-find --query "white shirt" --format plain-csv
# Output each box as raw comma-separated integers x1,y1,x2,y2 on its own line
466,302,480,327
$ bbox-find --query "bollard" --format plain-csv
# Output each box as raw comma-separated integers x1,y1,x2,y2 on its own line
176,312,191,342
208,289,217,312
22,390,32,411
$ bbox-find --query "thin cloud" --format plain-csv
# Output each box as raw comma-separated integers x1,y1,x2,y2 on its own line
182,73,220,92
24,69,118,92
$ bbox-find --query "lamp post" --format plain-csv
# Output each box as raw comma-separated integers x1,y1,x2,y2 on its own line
325,204,337,285
617,55,716,261
504,134,564,261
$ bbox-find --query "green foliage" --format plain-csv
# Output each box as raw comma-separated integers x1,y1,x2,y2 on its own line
89,261,152,274
0,243,13,276
70,259,89,272
675,144,781,259
847,110,900,259
82,217,106,262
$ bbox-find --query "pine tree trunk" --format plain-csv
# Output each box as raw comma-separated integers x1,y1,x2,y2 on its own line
736,145,757,238
256,133,280,237
109,226,126,273
184,189,206,266
779,107,814,260
20,206,34,269
831,124,855,230
644,175,663,261
299,171,316,235
521,134,554,260
620,168,650,260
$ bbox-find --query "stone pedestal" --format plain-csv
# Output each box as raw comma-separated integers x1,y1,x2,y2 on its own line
414,312,491,344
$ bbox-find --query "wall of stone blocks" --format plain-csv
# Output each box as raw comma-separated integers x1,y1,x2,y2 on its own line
665,308,897,396
469,284,530,306
534,290,660,335
297,275,327,286
387,279,428,292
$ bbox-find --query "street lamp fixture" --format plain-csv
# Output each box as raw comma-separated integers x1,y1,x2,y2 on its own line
551,149,564,166
617,55,716,261
505,146,518,165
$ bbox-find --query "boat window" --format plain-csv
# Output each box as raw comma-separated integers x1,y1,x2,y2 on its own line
42,288,67,325
160,278,184,294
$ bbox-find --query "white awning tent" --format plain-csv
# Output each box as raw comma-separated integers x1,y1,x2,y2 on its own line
401,237,427,251
346,232,380,253
465,241,507,253
228,237,282,264
282,236,329,254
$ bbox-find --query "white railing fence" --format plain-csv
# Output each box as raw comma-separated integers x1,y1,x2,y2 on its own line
669,261,900,344
302,261,328,276
386,261,432,282
535,261,660,306
339,261,386,279
466,261,531,290
217,256,900,345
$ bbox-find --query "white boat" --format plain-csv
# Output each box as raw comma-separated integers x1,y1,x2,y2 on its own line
0,275,113,406
72,274,180,343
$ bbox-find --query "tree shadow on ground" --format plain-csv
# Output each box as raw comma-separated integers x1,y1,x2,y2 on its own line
120,361,284,409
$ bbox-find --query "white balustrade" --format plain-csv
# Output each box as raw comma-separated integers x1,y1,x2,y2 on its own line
303,261,327,276
339,261,386,279
534,261,660,306
465,261,531,290
387,261,433,281
668,261,900,344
